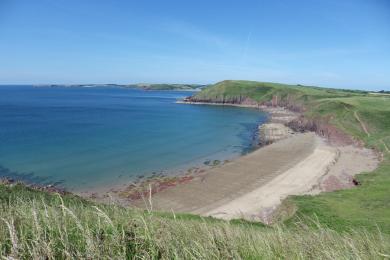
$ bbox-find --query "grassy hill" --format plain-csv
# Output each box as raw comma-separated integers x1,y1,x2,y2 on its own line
1,80,389,258
34,83,206,91
285,95,390,232
134,83,205,91
192,80,366,101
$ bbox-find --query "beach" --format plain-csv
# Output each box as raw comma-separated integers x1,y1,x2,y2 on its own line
129,104,379,222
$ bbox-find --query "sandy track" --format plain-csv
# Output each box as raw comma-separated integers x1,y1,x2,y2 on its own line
205,139,336,221
354,111,370,137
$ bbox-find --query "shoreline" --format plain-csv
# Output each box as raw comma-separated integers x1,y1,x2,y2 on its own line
125,101,379,222
78,102,297,202
74,102,287,202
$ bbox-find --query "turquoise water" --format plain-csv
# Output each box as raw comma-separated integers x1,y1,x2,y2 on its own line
0,86,267,191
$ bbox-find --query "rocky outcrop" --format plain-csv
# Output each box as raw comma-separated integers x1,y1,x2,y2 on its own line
259,123,294,145
186,94,306,113
185,96,259,106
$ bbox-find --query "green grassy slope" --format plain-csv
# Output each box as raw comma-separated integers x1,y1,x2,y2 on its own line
191,80,367,105
1,183,389,258
193,80,390,233
287,96,390,232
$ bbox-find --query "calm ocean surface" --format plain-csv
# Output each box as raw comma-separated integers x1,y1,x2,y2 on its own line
0,86,267,191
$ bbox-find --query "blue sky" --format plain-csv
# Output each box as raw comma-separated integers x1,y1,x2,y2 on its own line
0,0,389,90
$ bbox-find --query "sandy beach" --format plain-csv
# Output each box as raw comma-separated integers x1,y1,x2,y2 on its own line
132,132,317,212
129,104,379,222
204,136,337,221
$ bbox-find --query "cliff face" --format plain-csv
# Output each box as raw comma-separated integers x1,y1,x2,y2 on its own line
186,95,259,106
287,117,355,145
187,80,361,146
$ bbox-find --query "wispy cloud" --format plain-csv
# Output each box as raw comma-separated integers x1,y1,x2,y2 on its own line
160,20,232,50
240,30,252,63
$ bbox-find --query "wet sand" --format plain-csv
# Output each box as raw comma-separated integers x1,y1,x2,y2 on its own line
132,133,318,213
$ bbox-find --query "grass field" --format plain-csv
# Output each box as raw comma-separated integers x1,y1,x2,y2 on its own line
287,96,390,233
1,184,389,258
191,80,368,104
1,80,389,258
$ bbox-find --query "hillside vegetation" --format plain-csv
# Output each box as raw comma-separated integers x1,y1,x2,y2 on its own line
0,184,389,258
191,80,368,106
1,80,390,258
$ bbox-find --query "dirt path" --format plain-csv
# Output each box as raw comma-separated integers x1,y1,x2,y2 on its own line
381,140,390,153
354,111,370,137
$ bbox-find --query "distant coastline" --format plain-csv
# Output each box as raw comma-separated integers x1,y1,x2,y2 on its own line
33,83,207,91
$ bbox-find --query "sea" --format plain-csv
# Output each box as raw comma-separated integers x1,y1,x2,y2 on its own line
0,86,267,191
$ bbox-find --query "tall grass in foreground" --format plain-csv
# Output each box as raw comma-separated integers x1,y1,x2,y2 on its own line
0,185,389,259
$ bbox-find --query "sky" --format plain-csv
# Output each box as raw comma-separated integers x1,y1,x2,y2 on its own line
0,0,389,90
